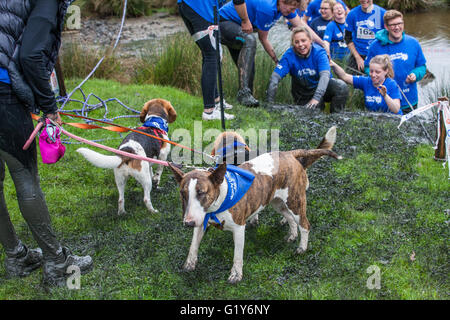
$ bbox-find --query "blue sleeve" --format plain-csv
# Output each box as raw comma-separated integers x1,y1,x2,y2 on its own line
345,11,354,33
352,76,365,90
273,52,292,79
285,11,297,20
316,49,331,73
365,41,378,68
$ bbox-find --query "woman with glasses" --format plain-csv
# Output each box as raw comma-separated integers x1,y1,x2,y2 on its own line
309,0,334,39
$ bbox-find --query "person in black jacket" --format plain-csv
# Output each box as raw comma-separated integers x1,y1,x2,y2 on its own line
0,0,93,286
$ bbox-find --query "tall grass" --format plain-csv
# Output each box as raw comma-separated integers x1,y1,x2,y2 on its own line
60,41,122,80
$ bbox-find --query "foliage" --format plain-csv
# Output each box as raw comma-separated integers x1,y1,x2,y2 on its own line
81,0,177,17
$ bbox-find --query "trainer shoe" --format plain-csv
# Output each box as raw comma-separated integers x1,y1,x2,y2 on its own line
5,243,43,278
202,107,235,121
215,99,233,110
237,88,259,107
43,247,93,287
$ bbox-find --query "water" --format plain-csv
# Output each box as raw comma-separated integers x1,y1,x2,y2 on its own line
268,8,450,106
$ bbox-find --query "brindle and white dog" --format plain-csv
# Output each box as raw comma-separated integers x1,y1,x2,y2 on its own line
77,98,176,215
169,126,341,283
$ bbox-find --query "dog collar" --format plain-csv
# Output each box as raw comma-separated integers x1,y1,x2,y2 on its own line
142,116,168,133
203,165,255,230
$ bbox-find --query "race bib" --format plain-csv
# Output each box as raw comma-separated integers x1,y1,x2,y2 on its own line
357,26,375,40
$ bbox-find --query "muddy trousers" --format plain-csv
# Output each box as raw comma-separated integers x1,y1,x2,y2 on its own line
219,19,256,93
292,78,349,113
0,83,61,260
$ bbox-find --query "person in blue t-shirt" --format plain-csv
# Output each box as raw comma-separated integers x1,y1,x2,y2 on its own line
286,0,309,30
303,0,348,25
219,0,324,107
364,10,427,114
344,0,386,74
309,0,334,39
331,54,402,114
323,0,349,60
266,26,348,112
178,0,251,120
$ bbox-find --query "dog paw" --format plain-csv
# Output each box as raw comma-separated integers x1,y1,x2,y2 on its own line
296,247,307,254
183,260,197,272
285,234,298,243
228,271,243,284
118,209,127,215
280,217,287,226
247,216,259,227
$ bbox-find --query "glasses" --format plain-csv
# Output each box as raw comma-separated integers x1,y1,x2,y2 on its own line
387,22,404,28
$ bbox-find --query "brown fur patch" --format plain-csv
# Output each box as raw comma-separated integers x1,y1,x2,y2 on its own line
140,98,177,123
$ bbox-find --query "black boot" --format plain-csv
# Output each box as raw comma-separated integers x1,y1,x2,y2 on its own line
42,247,93,287
5,241,43,278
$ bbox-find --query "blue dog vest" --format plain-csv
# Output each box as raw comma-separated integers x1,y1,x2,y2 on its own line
203,164,255,230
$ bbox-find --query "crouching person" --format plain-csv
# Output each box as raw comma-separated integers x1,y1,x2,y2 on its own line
266,26,348,112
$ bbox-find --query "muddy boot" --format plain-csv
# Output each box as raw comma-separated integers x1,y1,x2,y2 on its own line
42,247,93,287
5,241,43,278
236,35,259,107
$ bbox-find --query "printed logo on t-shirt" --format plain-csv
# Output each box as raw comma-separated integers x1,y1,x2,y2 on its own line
297,68,317,77
366,95,382,104
389,52,408,61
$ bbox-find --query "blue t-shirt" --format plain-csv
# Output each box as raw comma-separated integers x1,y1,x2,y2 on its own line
323,20,350,60
345,5,386,56
0,68,10,84
353,76,402,114
365,34,427,108
287,9,305,28
178,0,221,23
305,0,348,25
220,0,297,31
274,44,330,89
310,16,331,39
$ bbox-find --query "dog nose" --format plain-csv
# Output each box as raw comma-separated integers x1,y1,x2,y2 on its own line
184,221,196,228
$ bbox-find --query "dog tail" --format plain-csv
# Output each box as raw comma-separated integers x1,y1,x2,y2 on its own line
77,148,122,169
292,126,342,168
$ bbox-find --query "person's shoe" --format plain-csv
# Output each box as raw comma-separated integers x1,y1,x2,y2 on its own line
42,247,93,287
215,99,233,110
237,88,259,107
5,244,43,278
202,107,235,121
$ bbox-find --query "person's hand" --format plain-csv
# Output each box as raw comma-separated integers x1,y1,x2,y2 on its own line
377,85,387,97
46,112,62,126
356,56,365,72
241,19,253,34
406,73,416,84
305,99,319,109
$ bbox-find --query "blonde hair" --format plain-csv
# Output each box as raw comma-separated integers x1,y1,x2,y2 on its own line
291,26,312,46
383,9,403,26
369,54,395,79
322,0,336,9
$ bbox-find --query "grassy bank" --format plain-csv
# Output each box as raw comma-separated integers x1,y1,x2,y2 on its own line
0,79,448,300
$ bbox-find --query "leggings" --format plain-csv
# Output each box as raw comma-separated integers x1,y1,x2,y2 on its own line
0,82,61,259
178,1,218,110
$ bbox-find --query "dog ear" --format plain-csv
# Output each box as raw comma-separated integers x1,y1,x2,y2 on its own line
209,162,227,186
140,100,152,123
168,163,184,184
165,101,177,123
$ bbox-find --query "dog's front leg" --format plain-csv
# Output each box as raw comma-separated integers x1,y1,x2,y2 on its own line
183,226,204,271
228,225,246,284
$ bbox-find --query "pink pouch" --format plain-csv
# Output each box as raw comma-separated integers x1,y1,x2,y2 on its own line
39,120,66,164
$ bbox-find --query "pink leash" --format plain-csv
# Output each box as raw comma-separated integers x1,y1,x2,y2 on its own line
23,121,44,150
61,128,170,167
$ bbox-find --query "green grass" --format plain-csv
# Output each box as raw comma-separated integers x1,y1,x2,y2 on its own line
0,79,448,300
